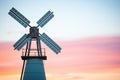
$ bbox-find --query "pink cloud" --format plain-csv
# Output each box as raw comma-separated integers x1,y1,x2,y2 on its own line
45,37,120,73
0,36,120,75
0,42,22,75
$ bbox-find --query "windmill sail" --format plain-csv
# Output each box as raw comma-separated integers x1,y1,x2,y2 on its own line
39,33,61,54
37,11,54,27
13,34,31,50
8,7,30,28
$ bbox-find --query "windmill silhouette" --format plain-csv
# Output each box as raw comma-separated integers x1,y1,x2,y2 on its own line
8,7,61,80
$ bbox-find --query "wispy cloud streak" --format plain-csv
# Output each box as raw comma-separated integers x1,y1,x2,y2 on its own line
0,37,120,80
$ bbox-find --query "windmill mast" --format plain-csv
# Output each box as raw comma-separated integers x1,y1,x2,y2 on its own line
8,7,61,80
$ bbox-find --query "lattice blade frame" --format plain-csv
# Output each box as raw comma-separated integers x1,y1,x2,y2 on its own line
42,33,61,50
13,34,28,48
37,11,54,27
39,33,61,54
9,7,30,28
17,37,31,50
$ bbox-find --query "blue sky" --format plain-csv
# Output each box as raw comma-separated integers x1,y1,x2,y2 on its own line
0,0,120,42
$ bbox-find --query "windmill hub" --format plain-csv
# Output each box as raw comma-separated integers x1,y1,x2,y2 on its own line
30,27,39,38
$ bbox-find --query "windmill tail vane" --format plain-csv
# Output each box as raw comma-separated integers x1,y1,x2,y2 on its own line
8,7,62,80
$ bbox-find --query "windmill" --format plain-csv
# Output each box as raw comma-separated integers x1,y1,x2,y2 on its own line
8,7,62,80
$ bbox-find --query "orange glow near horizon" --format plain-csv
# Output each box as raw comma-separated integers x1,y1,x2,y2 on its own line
0,37,120,80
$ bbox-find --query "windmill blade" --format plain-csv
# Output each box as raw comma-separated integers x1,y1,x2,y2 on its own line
13,34,31,50
39,36,59,54
42,33,61,50
17,37,31,50
37,11,54,28
13,34,28,48
39,33,61,54
8,7,31,28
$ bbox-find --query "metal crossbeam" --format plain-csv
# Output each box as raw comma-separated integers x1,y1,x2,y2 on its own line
8,7,31,28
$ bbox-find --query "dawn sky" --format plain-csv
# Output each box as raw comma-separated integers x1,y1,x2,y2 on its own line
0,0,120,80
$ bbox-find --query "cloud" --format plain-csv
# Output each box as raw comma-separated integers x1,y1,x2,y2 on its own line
0,37,120,76
0,42,22,75
45,36,120,72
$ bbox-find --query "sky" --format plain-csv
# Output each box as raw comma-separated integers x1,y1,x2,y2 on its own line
0,0,120,80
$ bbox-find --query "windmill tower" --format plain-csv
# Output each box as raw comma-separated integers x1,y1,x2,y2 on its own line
8,7,62,80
